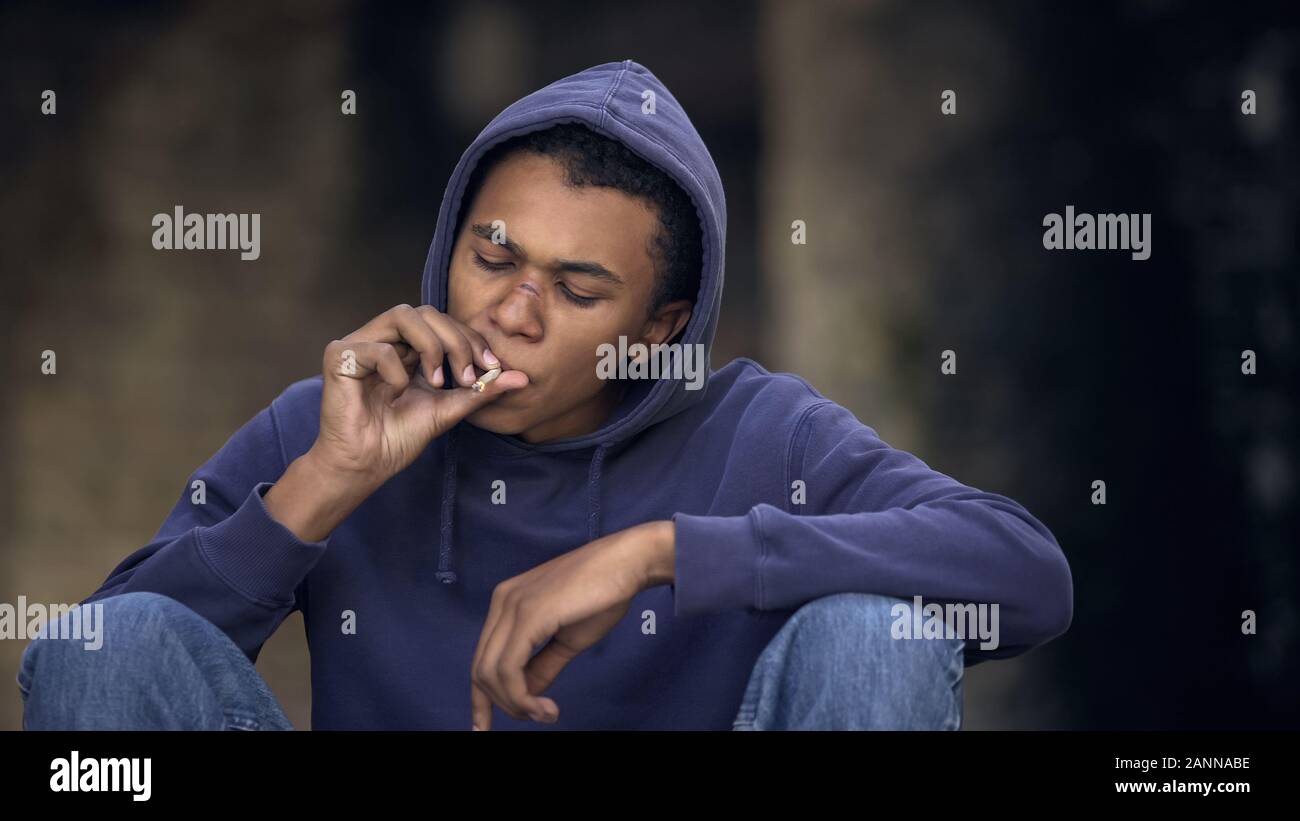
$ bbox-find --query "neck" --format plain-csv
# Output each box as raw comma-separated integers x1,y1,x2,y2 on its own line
518,381,629,444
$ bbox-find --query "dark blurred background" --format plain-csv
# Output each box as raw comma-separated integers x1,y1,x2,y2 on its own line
2,0,1296,730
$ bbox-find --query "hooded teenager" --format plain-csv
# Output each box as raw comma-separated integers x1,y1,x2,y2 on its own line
20,59,1073,730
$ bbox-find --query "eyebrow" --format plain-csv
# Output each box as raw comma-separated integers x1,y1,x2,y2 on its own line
470,223,625,287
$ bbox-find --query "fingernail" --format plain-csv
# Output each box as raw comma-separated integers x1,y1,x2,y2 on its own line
432,366,443,387
483,349,499,366
462,364,476,385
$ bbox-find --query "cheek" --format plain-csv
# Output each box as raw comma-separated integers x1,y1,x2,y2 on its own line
542,349,598,392
446,265,477,320
549,323,629,387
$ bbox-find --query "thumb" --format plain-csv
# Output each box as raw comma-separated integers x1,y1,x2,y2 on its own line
523,640,578,705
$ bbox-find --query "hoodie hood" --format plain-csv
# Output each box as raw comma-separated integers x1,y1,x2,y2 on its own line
420,58,727,449
419,59,727,583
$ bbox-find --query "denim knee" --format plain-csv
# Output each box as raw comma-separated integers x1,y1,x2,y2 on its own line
19,592,169,686
787,592,967,675
19,592,198,716
790,592,913,635
736,592,965,730
18,591,288,730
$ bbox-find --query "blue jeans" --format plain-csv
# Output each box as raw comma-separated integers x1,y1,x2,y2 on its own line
17,591,964,730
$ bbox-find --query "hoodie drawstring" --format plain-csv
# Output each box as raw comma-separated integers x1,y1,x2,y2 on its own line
435,427,460,584
434,434,614,585
586,442,612,542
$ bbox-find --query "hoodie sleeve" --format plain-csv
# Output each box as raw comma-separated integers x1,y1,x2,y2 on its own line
80,389,329,662
671,400,1073,662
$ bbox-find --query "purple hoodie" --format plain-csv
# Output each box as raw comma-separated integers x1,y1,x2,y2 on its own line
82,59,1073,729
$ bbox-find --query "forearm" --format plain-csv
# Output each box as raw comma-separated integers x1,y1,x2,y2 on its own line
264,449,381,543
673,501,1071,657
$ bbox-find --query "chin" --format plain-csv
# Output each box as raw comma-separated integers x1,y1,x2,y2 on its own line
463,405,529,436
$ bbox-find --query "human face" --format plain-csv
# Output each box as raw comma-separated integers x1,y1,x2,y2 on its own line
446,152,692,443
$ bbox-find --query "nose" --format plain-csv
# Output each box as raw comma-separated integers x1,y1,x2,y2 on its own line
487,278,544,341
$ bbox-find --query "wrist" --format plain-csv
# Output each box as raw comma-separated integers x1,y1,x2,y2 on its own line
265,450,379,542
301,447,384,495
641,519,676,588
301,445,386,492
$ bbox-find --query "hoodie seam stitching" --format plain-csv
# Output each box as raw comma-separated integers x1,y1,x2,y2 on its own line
193,527,289,611
751,506,767,611
784,402,832,515
733,357,829,405
480,102,614,135
598,63,631,129
599,105,717,222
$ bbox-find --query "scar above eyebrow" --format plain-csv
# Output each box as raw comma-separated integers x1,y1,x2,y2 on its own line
469,223,625,287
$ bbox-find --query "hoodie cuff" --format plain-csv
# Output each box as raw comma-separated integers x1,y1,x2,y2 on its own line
670,511,763,618
197,482,329,605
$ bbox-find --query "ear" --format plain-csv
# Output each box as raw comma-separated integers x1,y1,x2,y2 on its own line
638,299,693,347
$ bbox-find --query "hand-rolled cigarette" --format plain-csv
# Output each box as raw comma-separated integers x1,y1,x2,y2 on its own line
471,367,502,393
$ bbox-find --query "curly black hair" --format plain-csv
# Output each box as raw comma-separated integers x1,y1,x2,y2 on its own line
454,122,703,321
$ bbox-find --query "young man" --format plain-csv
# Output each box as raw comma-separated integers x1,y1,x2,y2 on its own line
18,59,1073,730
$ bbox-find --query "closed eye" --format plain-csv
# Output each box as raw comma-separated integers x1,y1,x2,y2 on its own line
471,251,513,272
557,283,597,308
